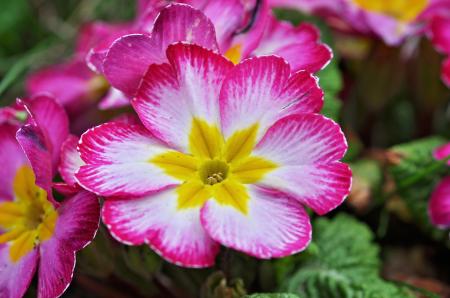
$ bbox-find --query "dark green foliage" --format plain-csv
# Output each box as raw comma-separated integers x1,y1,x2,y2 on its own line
281,214,415,298
389,137,449,240
244,294,300,298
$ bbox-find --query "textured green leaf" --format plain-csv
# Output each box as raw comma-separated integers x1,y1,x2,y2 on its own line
389,136,449,239
282,214,415,298
244,294,299,298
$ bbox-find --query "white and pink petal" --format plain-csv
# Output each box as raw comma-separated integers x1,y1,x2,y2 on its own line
133,43,233,151
76,121,178,197
253,114,351,214
200,185,311,259
102,187,220,267
59,135,84,187
220,56,323,140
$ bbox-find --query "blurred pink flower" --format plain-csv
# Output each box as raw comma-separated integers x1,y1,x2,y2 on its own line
428,15,450,86
269,0,450,46
428,143,450,228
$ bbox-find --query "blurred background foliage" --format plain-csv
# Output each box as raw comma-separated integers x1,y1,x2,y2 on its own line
1,1,449,298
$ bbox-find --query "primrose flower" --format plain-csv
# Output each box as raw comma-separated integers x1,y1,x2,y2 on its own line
269,0,450,45
0,95,100,298
76,43,351,267
428,143,450,228
103,2,331,98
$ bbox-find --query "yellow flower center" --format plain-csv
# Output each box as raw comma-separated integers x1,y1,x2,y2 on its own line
224,44,243,65
87,75,110,100
0,166,58,262
352,0,428,22
151,118,277,214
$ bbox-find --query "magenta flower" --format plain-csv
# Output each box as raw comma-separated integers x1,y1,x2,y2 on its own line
0,95,100,298
429,177,450,228
428,15,450,87
428,143,450,228
269,0,450,45
103,2,331,98
76,43,351,267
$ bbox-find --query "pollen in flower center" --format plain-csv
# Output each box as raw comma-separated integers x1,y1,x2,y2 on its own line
199,160,230,185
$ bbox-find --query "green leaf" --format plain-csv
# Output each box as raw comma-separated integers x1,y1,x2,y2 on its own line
281,214,415,298
321,94,342,121
244,294,299,298
389,136,449,239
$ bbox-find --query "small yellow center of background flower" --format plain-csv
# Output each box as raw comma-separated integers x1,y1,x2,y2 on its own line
352,0,428,22
151,118,277,214
0,166,58,262
224,44,243,65
88,75,110,100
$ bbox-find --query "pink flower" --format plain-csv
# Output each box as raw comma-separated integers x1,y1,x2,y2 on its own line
269,0,450,45
429,177,450,228
428,15,450,87
428,143,450,228
76,43,351,267
0,95,100,298
103,3,331,97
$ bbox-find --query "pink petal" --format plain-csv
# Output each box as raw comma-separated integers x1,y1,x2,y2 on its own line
202,0,245,49
22,95,69,172
98,87,130,110
363,12,416,46
428,177,450,228
76,121,177,197
52,182,80,197
253,17,332,72
429,16,450,54
267,0,341,12
253,114,351,214
26,59,95,115
38,191,100,298
76,22,131,55
200,185,312,259
133,43,233,151
77,22,132,73
102,187,219,267
220,56,323,139
104,4,219,96
59,135,84,186
103,34,157,96
229,0,269,58
0,123,28,201
0,245,38,298
16,125,55,204
433,142,450,164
